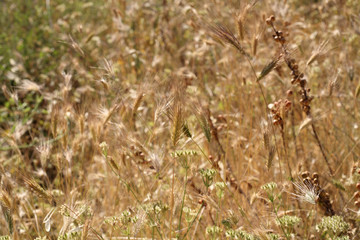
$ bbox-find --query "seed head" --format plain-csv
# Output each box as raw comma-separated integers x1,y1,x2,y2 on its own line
292,178,320,205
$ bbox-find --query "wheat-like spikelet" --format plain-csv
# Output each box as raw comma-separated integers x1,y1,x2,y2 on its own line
0,190,13,234
0,190,12,210
24,178,55,205
306,39,330,67
210,24,250,58
257,54,283,81
171,105,183,147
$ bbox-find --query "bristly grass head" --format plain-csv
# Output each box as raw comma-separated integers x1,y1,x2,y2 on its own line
17,79,43,93
209,23,251,58
257,54,284,81
171,105,183,147
291,177,320,205
306,39,330,67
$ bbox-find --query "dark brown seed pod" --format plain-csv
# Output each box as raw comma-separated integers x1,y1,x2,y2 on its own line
266,18,272,25
198,199,207,207
300,79,307,88
312,172,319,179
301,171,310,178
354,191,360,198
313,178,319,185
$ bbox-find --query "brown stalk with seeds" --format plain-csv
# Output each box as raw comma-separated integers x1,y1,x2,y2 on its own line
266,15,334,176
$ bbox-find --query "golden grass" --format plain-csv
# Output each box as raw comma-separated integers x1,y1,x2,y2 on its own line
1,0,360,239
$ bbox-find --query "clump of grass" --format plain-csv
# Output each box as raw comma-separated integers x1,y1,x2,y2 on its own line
1,1,359,239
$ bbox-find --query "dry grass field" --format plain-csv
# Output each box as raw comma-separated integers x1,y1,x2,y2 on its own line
1,0,360,239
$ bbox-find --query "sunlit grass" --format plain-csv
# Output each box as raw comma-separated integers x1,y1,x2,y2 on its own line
0,0,360,239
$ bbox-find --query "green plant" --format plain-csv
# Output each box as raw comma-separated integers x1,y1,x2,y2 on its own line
316,216,350,239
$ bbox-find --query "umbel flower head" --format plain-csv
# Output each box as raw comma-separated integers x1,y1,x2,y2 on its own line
291,177,320,205
316,215,349,237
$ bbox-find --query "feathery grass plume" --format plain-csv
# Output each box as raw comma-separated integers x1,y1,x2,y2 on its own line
24,177,54,205
102,58,115,77
295,172,336,216
68,34,85,57
96,102,121,126
306,39,330,66
1,85,11,100
291,178,319,205
104,103,121,125
12,121,28,141
36,140,51,167
17,79,42,93
2,85,18,105
154,96,173,123
209,23,251,58
61,71,72,93
328,71,341,96
171,105,183,147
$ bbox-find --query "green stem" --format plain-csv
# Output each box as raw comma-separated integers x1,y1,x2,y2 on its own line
272,201,289,240
178,166,188,236
190,137,254,223
106,159,164,240
181,205,205,240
